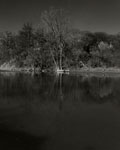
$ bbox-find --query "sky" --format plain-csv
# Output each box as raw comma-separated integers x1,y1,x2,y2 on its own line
0,0,120,34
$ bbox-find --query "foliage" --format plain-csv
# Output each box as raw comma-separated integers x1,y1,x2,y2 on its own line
0,8,120,70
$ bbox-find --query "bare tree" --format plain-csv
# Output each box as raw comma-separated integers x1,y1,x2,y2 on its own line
41,7,70,70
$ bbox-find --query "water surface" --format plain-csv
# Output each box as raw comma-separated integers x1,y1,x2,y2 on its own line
0,72,120,150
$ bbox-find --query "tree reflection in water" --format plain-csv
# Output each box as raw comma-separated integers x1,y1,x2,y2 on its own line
0,72,120,150
0,72,119,107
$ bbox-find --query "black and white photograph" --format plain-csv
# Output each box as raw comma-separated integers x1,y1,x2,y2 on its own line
0,0,120,150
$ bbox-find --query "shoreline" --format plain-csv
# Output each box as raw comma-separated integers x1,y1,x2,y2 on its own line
69,68,120,78
1,67,120,78
69,67,120,73
1,67,120,74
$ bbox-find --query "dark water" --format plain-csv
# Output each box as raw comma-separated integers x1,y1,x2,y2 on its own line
0,72,120,150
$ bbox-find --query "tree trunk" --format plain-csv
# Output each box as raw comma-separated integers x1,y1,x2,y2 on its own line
50,48,58,70
59,45,62,70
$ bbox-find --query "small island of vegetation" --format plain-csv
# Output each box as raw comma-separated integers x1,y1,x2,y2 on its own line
0,7,120,74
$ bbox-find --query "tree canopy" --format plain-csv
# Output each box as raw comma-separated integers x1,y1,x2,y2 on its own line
0,8,119,71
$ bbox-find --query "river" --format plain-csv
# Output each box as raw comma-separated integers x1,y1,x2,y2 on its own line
0,72,120,150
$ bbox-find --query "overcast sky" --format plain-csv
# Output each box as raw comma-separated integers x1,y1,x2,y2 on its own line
0,0,120,34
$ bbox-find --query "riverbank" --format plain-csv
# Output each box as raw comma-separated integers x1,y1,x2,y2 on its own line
1,66,120,78
1,61,120,74
1,66,120,74
69,67,120,73
68,67,120,78
0,61,41,73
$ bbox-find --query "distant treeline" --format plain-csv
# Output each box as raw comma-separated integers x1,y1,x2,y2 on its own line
0,7,120,71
